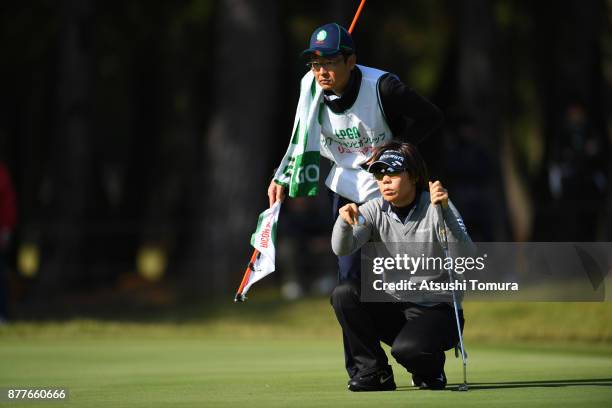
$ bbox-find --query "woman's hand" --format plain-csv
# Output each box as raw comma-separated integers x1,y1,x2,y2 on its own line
429,180,449,209
339,203,364,225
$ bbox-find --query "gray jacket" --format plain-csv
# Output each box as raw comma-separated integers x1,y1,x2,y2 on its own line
331,190,472,304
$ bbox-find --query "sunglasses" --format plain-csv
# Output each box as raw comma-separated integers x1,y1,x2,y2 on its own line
372,170,405,181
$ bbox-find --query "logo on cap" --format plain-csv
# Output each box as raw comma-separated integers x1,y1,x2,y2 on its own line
316,30,327,42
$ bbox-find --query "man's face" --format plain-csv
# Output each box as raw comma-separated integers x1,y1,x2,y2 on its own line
375,171,416,206
308,54,356,94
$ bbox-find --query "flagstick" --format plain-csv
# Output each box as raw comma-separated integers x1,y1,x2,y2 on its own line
234,248,259,302
348,0,366,34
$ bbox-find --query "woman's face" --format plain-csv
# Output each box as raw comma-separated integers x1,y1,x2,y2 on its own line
375,171,416,207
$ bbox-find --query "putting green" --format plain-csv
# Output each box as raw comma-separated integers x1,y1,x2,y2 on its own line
1,328,611,407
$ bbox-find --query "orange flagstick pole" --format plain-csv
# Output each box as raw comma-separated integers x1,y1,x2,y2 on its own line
348,0,367,34
234,248,260,302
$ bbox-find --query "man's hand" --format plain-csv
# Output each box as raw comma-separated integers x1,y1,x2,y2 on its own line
429,181,449,209
267,179,286,207
339,203,363,225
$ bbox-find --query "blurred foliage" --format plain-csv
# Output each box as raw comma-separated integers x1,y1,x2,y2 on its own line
0,0,609,308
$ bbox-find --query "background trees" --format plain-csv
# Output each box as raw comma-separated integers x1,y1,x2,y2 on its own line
0,0,609,306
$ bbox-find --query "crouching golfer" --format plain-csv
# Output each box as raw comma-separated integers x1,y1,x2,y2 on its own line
331,141,470,391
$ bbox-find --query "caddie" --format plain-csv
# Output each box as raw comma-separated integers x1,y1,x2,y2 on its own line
267,22,443,379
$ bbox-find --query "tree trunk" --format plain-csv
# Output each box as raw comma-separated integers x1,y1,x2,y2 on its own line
531,0,608,241
38,0,95,295
182,0,280,297
137,8,200,280
436,0,510,241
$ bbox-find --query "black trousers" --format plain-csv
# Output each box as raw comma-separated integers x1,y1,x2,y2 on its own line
328,189,362,378
331,279,464,379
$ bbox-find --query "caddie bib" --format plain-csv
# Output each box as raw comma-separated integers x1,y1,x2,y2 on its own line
319,65,393,203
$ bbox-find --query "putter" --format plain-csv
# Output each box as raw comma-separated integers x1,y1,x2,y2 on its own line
436,204,468,391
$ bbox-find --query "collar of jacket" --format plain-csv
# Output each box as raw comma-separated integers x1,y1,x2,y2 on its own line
322,66,362,113
382,191,429,227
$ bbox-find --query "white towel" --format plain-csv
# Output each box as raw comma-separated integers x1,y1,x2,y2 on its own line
273,71,324,197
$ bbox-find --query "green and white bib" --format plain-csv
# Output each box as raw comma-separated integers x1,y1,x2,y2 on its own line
319,65,392,203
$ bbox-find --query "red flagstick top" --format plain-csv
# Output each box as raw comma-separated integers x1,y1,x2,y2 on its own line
348,0,366,34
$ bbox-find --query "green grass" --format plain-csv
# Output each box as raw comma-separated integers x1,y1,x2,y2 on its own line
1,298,612,407
0,335,611,407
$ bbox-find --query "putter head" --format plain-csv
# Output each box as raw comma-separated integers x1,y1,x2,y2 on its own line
457,383,469,391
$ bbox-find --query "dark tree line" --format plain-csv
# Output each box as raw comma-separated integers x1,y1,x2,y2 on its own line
0,0,609,304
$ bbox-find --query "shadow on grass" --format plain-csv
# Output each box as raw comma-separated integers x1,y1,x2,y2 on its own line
397,378,612,391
